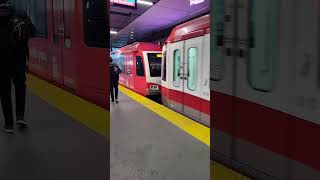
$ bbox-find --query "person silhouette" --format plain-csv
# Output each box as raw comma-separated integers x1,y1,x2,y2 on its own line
110,58,121,103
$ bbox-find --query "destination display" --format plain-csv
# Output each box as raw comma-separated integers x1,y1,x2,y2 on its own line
110,0,137,8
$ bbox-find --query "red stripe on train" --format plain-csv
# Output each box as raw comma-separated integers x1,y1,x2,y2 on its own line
211,91,320,171
162,86,210,115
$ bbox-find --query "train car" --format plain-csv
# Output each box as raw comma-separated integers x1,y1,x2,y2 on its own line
111,42,162,97
11,0,109,109
211,0,320,179
161,15,210,127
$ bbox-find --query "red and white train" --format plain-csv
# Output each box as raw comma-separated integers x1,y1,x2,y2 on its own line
111,42,162,97
161,15,210,127
211,0,320,179
11,0,109,109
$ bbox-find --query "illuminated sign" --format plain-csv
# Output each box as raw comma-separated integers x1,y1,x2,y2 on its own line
190,0,205,6
156,54,162,58
110,0,137,8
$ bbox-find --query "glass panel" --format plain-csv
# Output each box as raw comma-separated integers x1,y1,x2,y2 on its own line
162,51,167,81
147,53,162,77
248,0,278,92
136,56,145,77
83,0,108,48
27,0,47,38
173,50,181,87
188,48,198,91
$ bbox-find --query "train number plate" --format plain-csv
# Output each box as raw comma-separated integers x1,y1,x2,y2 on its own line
150,85,159,90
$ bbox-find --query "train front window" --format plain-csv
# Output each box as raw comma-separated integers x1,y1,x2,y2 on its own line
83,0,109,48
147,53,162,77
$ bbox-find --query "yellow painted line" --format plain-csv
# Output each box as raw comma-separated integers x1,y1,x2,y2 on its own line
26,74,109,138
119,85,210,146
211,161,252,180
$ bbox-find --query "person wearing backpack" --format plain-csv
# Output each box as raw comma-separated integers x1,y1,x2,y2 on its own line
110,58,121,103
0,0,35,133
9,6,35,128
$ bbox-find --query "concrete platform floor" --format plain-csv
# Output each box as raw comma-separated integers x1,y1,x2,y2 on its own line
110,92,209,180
0,91,108,180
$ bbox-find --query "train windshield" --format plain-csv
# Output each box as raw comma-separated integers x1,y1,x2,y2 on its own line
148,53,162,77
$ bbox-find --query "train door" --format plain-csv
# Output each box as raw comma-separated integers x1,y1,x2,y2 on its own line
200,33,211,126
62,0,76,89
135,53,146,95
124,55,129,87
51,0,65,84
168,41,184,113
183,37,203,121
291,1,320,178
129,55,134,89
211,0,236,161
212,0,287,179
235,0,287,178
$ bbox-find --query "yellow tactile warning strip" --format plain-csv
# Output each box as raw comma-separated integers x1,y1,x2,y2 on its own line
118,85,210,147
26,74,109,138
211,161,252,180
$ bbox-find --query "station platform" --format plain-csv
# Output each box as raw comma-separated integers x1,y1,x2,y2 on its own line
0,75,109,179
111,86,210,180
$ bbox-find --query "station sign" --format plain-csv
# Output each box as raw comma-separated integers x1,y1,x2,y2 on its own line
110,0,137,8
190,0,205,6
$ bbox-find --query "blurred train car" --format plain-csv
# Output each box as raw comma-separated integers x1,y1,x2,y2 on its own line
111,42,162,97
161,15,210,127
211,0,320,179
11,0,109,109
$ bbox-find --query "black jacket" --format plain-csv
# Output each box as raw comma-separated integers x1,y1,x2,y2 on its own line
0,4,14,76
0,3,35,74
110,63,121,85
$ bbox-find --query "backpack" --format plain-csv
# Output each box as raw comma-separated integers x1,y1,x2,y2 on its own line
110,64,120,82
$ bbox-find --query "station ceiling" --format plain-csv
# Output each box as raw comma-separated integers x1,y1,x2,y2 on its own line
110,0,210,48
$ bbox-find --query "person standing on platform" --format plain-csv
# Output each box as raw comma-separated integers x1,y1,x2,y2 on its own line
0,0,35,133
0,0,15,133
110,57,121,103
10,5,35,128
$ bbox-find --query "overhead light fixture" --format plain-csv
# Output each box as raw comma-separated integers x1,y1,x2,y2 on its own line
110,30,118,34
190,0,205,6
137,0,153,6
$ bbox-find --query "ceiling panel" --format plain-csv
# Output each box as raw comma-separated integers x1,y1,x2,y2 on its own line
110,0,210,48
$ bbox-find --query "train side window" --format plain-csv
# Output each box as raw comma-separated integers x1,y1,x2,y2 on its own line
136,56,145,77
83,0,109,48
173,49,181,87
18,0,47,38
188,48,198,91
247,0,277,92
120,59,125,74
162,51,167,81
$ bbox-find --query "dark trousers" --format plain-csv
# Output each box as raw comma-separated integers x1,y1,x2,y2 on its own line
0,54,26,127
0,73,26,127
110,83,118,101
0,77,14,127
12,71,26,119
